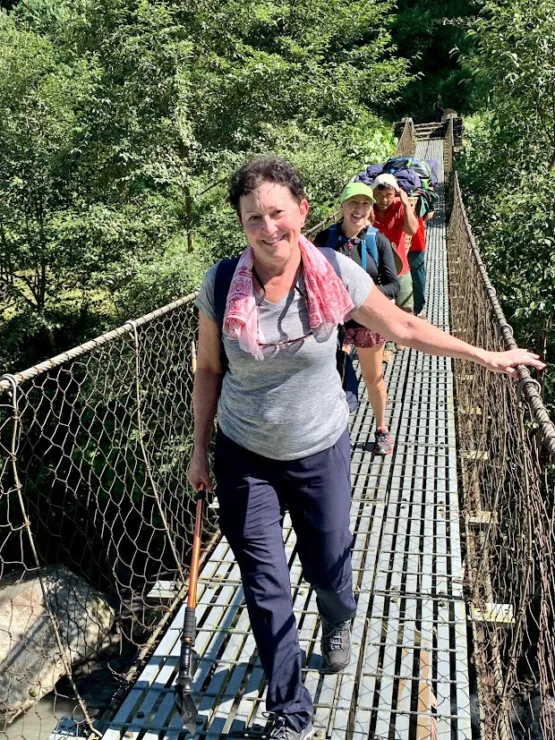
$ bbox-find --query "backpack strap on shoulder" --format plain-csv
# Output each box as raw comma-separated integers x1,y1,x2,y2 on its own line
213,258,240,330
213,257,240,373
361,226,379,272
325,223,340,250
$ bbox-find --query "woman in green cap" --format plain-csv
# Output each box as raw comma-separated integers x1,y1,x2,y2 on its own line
314,182,400,455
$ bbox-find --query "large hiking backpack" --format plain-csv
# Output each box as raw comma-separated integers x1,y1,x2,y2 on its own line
211,254,359,411
384,156,438,187
416,188,439,218
325,223,379,272
356,164,421,193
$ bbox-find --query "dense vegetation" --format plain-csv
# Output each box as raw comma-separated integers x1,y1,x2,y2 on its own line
458,0,555,415
1,0,553,422
0,0,408,373
392,0,475,118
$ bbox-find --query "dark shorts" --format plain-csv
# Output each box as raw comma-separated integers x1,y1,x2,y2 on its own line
343,326,386,349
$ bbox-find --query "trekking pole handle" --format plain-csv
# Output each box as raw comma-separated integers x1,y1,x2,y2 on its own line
187,485,205,609
181,606,197,645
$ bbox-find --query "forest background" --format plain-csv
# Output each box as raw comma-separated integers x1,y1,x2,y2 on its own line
0,0,553,418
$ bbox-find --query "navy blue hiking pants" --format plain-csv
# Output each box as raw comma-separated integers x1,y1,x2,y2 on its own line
214,427,356,731
408,250,427,316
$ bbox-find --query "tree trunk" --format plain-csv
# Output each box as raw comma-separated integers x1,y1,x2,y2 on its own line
185,186,194,253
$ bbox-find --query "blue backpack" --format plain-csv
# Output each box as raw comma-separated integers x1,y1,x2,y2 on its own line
325,223,379,272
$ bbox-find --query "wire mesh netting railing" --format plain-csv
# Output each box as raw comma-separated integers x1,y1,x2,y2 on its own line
394,117,416,157
448,173,555,740
3,114,555,740
0,117,417,740
0,294,221,739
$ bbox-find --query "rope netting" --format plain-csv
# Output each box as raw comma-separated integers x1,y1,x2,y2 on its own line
0,120,415,739
443,116,454,178
1,117,554,739
0,295,220,738
448,173,555,739
394,117,417,157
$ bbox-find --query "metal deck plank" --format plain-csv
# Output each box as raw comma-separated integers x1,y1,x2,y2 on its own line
102,548,246,735
104,540,237,728
351,138,470,738
323,485,391,731
117,583,245,734
103,583,221,730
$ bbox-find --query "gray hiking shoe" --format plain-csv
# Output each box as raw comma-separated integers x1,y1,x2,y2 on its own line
374,428,393,456
268,716,314,740
321,619,351,673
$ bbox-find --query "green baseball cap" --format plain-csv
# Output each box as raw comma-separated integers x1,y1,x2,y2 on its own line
340,181,375,204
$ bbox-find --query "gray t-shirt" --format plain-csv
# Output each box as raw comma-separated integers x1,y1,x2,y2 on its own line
195,249,372,460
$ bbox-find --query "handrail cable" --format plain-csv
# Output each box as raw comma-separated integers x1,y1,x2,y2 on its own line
452,173,555,458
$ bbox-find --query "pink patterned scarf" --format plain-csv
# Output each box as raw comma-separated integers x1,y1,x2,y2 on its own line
223,234,355,359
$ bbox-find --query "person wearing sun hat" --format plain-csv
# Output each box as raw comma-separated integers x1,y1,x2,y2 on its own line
371,172,419,363
314,180,400,456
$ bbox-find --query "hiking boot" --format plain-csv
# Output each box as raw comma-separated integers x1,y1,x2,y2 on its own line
321,619,351,673
268,716,314,740
374,428,393,456
382,348,394,364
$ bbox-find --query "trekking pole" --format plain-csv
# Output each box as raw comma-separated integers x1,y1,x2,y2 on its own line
174,485,206,733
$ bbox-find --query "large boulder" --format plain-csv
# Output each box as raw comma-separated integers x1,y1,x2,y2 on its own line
0,565,115,724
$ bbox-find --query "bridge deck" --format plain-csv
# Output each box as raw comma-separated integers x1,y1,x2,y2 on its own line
100,139,472,740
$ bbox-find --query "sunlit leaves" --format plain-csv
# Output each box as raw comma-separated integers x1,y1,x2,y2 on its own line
459,0,555,397
1,0,408,372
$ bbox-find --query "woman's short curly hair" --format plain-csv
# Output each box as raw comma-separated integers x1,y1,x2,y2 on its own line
228,156,305,218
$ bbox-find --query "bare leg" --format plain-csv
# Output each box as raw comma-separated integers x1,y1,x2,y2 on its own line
356,344,387,429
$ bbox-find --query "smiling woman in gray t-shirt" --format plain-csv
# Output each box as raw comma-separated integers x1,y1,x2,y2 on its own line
195,248,371,461
187,157,543,740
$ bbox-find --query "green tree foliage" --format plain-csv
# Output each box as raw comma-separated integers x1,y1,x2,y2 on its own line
178,0,408,158
0,0,192,366
0,0,408,372
391,0,476,119
464,0,555,169
459,0,555,413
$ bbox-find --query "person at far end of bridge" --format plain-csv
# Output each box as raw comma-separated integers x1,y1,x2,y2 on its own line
434,94,445,122
371,173,419,363
187,155,544,740
314,181,400,457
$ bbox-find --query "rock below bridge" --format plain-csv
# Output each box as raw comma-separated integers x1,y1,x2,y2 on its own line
0,565,115,724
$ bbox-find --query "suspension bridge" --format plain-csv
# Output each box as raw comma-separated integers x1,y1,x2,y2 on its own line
1,119,554,740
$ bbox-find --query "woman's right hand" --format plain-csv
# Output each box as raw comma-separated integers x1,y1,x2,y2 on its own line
187,449,214,493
